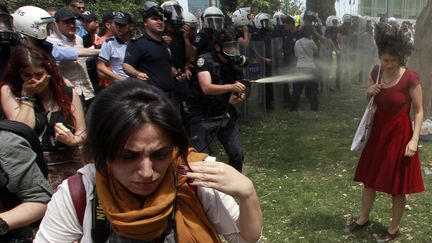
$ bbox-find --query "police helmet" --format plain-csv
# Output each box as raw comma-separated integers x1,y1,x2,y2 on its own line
13,6,54,40
342,14,353,23
232,9,249,27
326,15,341,27
273,11,287,26
161,0,183,26
388,17,398,26
203,6,224,31
303,10,318,23
141,1,164,19
253,12,270,29
182,11,197,28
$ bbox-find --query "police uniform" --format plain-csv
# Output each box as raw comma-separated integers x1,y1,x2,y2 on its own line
124,32,174,93
189,52,244,172
164,30,192,129
98,36,129,78
191,27,215,56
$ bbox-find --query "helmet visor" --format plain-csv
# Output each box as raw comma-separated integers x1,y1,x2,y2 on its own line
275,17,284,26
222,41,240,57
35,16,55,25
205,16,224,31
165,5,183,24
261,19,269,29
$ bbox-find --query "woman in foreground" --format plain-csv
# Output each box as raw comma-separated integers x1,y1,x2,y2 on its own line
35,79,263,242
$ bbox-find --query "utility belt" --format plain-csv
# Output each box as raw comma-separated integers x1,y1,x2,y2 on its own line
190,107,238,123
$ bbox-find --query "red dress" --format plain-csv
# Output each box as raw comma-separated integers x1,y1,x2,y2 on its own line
354,68,425,195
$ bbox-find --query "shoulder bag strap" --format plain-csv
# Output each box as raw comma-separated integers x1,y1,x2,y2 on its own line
369,65,381,104
375,65,381,84
68,173,86,226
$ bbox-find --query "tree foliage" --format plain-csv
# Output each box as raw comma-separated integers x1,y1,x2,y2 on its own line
285,0,306,16
306,0,336,23
219,0,305,17
1,0,164,29
220,0,281,15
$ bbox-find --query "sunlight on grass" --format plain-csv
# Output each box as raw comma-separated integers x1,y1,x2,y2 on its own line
215,83,432,242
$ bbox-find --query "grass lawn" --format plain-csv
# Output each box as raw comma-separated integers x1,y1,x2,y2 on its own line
215,83,432,242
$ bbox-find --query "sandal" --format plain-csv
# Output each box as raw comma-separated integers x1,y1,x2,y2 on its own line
344,220,370,233
376,229,400,242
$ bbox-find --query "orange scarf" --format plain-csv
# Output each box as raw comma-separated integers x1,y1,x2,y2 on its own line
96,148,222,242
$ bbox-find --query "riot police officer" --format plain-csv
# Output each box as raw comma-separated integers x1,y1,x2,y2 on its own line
251,12,274,109
192,6,225,56
232,9,251,47
189,27,246,172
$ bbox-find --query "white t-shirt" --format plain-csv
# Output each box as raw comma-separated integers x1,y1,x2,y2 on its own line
35,164,252,243
294,37,318,69
47,32,95,100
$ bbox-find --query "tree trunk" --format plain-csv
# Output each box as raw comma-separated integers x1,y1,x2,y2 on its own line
306,0,336,23
409,0,432,119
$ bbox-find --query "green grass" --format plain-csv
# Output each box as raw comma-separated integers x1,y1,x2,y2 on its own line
213,83,432,242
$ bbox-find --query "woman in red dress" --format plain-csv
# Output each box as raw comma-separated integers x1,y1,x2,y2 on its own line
345,23,424,242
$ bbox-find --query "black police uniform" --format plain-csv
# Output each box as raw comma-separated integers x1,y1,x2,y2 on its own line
164,29,192,130
191,27,215,56
124,32,179,111
189,52,244,172
124,32,175,93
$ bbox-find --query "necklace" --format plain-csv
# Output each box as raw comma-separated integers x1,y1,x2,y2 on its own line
382,73,400,85
382,76,394,85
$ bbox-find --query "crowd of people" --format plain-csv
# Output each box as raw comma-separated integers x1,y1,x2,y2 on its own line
0,0,425,242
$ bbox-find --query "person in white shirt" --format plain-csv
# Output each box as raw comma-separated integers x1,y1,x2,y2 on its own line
291,25,319,112
47,8,99,109
35,78,263,243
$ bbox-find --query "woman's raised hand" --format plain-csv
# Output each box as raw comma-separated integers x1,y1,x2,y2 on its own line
22,74,50,96
180,162,255,199
366,83,383,97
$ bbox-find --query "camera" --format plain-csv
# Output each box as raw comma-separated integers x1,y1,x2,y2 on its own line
0,11,20,46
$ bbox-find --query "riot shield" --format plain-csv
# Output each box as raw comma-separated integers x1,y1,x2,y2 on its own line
339,33,354,90
270,37,286,110
317,37,334,93
237,40,267,120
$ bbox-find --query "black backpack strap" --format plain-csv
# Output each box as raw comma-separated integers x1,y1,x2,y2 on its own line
91,188,110,243
0,120,47,178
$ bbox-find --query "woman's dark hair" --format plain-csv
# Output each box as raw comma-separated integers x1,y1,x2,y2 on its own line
300,25,314,38
0,46,75,125
374,22,413,66
82,79,189,175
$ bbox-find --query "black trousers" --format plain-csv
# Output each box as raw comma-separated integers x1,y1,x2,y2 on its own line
290,68,319,111
190,115,244,172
